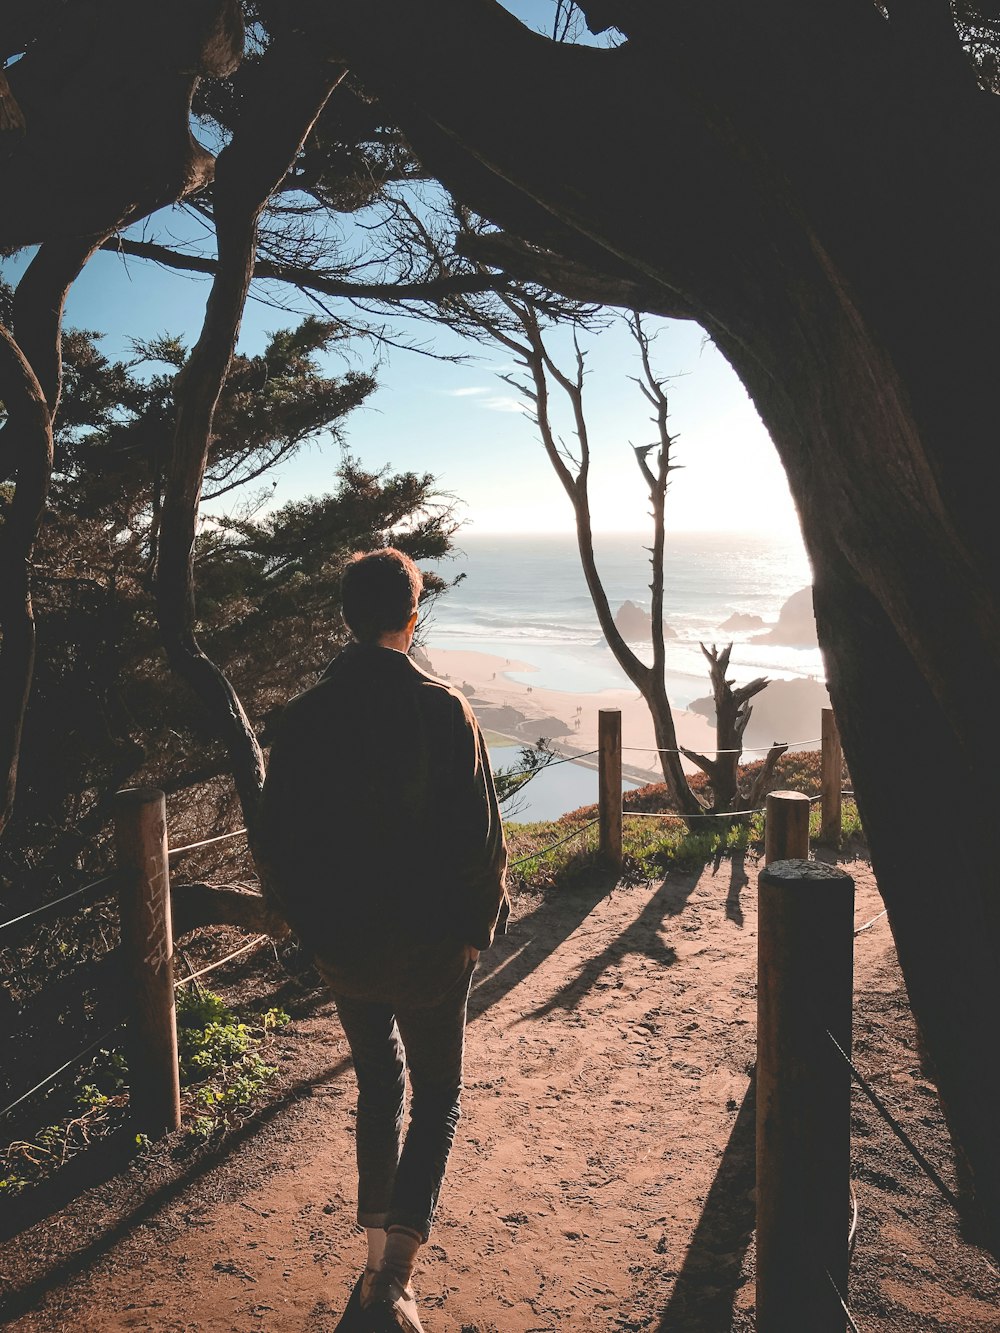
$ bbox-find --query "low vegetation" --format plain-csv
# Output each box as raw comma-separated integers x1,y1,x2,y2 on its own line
505,748,862,894
0,986,288,1197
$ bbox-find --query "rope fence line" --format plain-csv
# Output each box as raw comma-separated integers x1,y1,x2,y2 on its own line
509,817,600,868
168,827,249,858
0,1022,124,1123
623,736,822,756
0,873,119,937
824,1027,962,1214
623,805,766,819
174,935,271,988
502,747,599,772
854,908,888,936
825,1267,863,1333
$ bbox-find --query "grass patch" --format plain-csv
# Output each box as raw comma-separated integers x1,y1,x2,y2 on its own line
482,729,519,747
504,746,863,897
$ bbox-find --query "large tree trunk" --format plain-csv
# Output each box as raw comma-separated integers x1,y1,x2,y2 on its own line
322,0,1000,1243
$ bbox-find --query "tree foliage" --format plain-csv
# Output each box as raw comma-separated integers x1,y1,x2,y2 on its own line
0,302,455,880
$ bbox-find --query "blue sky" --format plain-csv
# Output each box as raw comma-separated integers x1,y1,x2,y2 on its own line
1,0,804,542
3,234,802,538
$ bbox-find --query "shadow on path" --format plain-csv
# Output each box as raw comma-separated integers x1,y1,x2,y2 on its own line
468,868,619,1021
725,853,750,927
653,1077,757,1332
0,1043,352,1323
1,868,624,1320
519,870,702,1020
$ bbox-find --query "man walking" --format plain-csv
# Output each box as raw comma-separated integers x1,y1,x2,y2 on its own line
255,548,508,1331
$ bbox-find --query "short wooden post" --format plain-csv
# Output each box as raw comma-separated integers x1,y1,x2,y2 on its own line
598,708,623,871
820,708,843,845
113,787,181,1137
756,858,855,1331
764,789,811,866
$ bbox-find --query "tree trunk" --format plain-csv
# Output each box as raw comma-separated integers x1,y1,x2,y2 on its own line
155,39,345,827
320,0,1000,1242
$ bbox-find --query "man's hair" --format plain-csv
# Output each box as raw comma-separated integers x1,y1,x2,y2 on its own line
341,547,423,643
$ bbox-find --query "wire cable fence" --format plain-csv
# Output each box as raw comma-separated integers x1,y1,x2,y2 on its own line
854,908,888,936
510,747,599,771
1,1022,124,1123
168,827,249,859
174,935,271,989
509,817,601,868
623,736,822,756
0,873,119,937
825,1026,961,1214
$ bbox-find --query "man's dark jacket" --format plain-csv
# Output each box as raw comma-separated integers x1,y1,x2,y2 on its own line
255,643,508,1004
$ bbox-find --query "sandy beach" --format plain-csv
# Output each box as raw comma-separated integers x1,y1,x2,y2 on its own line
420,644,720,782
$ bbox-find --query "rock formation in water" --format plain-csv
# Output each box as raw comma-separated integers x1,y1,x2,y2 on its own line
719,611,766,631
751,586,818,647
614,600,677,642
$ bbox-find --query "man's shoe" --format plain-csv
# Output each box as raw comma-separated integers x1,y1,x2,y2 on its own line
359,1269,425,1332
333,1269,380,1331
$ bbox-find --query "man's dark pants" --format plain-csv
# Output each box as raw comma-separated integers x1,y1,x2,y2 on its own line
332,959,476,1242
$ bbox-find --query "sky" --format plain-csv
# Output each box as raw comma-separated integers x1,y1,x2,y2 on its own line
2,237,802,539
0,0,805,543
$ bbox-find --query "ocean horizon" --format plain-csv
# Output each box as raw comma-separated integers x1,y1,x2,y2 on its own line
423,529,821,708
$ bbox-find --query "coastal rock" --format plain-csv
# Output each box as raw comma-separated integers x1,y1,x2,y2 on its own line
751,586,818,647
719,611,766,631
410,642,434,671
689,676,830,751
473,702,572,739
614,599,677,642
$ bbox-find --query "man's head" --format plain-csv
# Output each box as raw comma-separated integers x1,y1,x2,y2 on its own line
341,547,423,645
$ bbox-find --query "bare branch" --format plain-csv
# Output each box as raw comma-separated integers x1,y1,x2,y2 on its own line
99,235,511,307
746,741,790,809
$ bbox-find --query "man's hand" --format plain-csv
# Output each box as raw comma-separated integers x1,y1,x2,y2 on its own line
467,945,480,964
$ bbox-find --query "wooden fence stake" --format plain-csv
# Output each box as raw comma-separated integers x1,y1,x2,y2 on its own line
114,787,181,1137
820,707,843,845
598,708,623,871
764,789,811,865
756,858,855,1331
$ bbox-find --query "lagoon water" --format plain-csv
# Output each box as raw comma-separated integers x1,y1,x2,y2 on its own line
425,531,819,822
489,741,642,824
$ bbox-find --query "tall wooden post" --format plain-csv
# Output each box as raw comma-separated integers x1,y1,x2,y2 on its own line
114,787,181,1137
598,708,622,871
820,708,843,845
764,789,811,865
756,858,855,1330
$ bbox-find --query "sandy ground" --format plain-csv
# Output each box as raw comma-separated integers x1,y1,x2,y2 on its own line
2,853,998,1331
420,647,724,782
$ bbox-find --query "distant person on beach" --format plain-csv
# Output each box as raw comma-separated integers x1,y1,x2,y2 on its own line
255,548,509,1332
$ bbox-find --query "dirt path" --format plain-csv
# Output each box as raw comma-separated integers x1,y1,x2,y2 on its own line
2,857,998,1331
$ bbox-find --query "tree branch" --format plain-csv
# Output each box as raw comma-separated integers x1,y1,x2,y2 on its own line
456,230,696,320
99,236,510,306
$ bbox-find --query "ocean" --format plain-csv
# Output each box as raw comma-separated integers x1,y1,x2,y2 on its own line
422,531,822,822
423,530,821,707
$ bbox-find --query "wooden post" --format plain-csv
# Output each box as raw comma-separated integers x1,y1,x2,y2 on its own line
114,787,181,1137
764,789,810,866
598,708,622,871
756,858,855,1331
820,708,843,845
